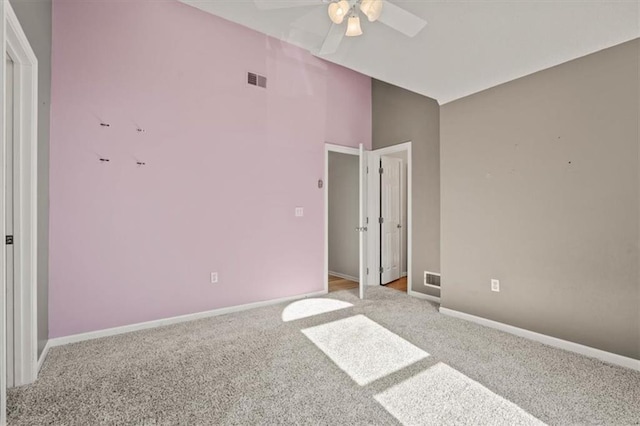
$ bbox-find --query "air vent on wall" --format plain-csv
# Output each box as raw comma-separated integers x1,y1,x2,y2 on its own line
424,271,441,289
248,72,267,89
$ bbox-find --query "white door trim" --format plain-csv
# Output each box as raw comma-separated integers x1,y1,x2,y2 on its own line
368,142,412,296
0,1,6,423
2,0,39,401
324,143,360,294
358,143,367,299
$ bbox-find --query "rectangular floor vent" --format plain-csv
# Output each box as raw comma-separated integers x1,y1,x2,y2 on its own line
424,271,441,288
248,72,267,89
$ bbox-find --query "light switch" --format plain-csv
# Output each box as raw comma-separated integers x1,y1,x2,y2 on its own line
295,207,304,217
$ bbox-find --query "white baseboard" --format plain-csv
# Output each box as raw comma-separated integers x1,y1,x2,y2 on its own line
439,307,640,372
401,272,407,278
408,290,441,304
37,340,51,375
48,290,327,348
328,271,359,283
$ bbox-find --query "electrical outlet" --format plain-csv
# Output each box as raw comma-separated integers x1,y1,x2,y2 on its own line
491,279,500,292
295,207,304,217
211,272,218,284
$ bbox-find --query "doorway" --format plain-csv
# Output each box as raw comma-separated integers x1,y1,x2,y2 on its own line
368,142,412,295
324,144,368,299
379,152,408,293
327,150,359,293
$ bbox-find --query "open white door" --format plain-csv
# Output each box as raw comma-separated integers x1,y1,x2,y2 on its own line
380,156,402,285
358,144,368,299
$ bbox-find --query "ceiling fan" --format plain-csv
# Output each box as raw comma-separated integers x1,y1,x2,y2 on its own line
253,0,427,55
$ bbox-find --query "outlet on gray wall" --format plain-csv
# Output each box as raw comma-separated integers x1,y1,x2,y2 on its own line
440,39,640,360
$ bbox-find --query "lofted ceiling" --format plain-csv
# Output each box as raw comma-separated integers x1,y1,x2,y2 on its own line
179,0,639,104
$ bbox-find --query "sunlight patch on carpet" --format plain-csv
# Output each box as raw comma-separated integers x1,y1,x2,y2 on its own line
374,362,546,426
301,315,429,385
281,298,353,322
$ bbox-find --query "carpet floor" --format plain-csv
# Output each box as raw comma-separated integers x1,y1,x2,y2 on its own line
7,287,640,425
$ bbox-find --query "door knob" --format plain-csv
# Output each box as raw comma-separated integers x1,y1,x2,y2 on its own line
397,224,402,229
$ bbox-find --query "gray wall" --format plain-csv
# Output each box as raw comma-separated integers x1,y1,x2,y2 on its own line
441,39,640,359
328,151,359,279
372,80,440,296
9,0,51,357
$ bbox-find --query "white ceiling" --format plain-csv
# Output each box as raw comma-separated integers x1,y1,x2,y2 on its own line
180,0,639,104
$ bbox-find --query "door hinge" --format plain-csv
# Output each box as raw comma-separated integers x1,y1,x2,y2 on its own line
379,167,384,174
367,267,369,275
6,235,13,245
379,217,384,224
379,267,384,274
366,166,369,174
366,217,369,224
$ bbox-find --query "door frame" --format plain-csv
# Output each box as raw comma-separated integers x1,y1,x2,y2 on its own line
2,1,39,406
368,142,412,294
324,143,362,294
0,1,6,422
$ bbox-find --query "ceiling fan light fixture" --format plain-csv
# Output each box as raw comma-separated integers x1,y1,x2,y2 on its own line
337,0,350,14
360,0,383,22
345,14,363,37
328,0,350,25
327,3,344,24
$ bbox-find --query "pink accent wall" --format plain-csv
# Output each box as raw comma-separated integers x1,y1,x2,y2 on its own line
49,0,371,337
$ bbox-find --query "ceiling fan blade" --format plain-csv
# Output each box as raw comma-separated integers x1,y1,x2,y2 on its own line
254,0,320,10
377,1,427,37
290,6,328,36
318,23,345,55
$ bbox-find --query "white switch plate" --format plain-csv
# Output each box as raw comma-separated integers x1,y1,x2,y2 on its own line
295,207,304,217
491,279,500,292
211,272,218,284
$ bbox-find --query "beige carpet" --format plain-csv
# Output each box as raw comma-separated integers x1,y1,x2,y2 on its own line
8,287,640,425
